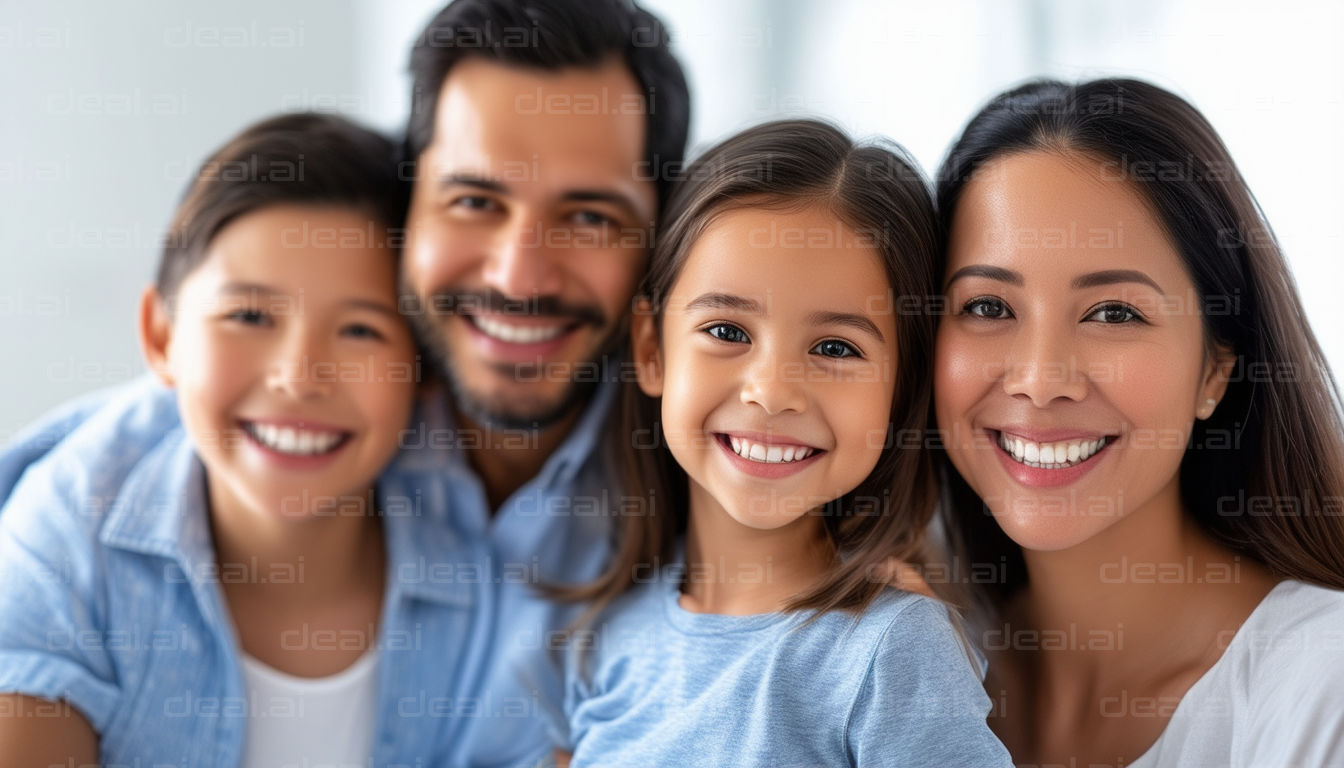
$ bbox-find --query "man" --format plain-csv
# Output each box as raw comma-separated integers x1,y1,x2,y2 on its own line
0,1,689,765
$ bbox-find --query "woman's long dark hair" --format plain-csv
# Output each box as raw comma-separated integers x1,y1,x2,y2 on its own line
935,78,1344,616
562,119,943,621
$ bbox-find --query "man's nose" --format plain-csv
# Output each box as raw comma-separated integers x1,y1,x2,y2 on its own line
1001,320,1090,406
481,216,565,301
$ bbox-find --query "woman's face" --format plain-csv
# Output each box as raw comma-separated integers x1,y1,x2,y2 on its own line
934,151,1232,551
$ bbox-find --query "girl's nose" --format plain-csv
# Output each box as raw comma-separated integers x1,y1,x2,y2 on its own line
267,330,332,401
739,350,808,415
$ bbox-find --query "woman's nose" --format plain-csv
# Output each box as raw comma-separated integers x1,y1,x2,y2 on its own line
1000,320,1090,406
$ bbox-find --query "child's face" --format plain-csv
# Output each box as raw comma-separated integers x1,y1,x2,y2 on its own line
144,205,418,519
634,206,899,531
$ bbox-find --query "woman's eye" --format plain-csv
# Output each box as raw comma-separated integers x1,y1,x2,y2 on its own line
963,297,1013,319
342,323,385,341
706,324,749,344
1085,303,1141,324
571,210,610,226
226,309,269,326
812,339,860,359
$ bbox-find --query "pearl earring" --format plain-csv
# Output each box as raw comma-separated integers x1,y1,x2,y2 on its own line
1201,398,1217,418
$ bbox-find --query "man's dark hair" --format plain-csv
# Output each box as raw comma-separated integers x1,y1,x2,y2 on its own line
157,113,408,301
406,0,690,209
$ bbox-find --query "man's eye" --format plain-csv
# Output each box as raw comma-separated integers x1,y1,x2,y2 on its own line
963,297,1012,319
455,196,498,211
342,323,385,341
812,339,860,359
1085,303,1142,324
706,324,749,344
226,309,269,326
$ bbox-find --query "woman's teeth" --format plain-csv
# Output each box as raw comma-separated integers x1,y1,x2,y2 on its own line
728,436,815,464
245,422,346,456
998,432,1107,469
470,314,568,344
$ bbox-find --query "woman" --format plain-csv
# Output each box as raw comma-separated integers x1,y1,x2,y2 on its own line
933,78,1344,766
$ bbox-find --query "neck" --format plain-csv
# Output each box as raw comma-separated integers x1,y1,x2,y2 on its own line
208,481,383,606
1014,475,1277,683
456,401,584,513
680,481,833,615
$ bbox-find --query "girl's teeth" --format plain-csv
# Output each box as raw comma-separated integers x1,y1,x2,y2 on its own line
728,436,815,464
998,432,1107,469
247,422,345,456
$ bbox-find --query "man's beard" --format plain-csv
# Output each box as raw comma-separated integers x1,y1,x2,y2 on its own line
404,285,617,431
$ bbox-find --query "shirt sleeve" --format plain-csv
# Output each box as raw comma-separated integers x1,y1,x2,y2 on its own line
846,596,1013,768
0,475,121,731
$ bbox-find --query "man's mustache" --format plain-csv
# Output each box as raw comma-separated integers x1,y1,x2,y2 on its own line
425,288,606,327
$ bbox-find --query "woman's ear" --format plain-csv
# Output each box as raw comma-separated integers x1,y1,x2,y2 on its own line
631,299,663,398
138,285,176,388
1196,341,1236,420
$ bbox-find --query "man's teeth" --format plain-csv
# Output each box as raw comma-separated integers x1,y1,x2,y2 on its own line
246,422,345,456
728,436,815,464
998,433,1107,469
471,314,567,344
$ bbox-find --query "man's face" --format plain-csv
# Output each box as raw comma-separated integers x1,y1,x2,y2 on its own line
403,57,657,429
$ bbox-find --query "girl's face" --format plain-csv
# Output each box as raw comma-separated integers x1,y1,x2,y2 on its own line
143,205,418,520
632,205,899,531
935,151,1232,551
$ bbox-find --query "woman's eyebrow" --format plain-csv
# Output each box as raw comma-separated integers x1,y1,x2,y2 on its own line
944,264,1023,289
807,311,885,343
1071,269,1164,293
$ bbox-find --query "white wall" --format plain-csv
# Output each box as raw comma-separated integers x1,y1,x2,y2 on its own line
2,0,1340,441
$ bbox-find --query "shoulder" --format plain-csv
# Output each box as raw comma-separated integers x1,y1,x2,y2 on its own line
1237,581,1344,690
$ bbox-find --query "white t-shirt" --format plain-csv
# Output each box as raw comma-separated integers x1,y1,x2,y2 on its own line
239,648,379,768
1130,580,1344,767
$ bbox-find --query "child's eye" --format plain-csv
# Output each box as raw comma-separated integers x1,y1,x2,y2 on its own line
341,323,385,341
1084,302,1143,325
811,339,860,359
226,309,270,327
962,297,1013,319
705,324,749,344
570,210,611,226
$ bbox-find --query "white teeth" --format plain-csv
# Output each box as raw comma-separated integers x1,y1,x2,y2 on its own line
471,314,567,344
246,422,345,456
727,436,816,464
997,432,1107,470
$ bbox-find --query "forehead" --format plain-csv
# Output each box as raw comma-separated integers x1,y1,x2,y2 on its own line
671,206,890,312
946,151,1183,281
194,206,397,294
425,57,650,194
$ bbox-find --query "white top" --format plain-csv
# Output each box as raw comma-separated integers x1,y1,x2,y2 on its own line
1130,580,1344,767
239,648,380,768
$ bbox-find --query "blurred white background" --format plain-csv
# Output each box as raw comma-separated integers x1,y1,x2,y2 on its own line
2,0,1341,440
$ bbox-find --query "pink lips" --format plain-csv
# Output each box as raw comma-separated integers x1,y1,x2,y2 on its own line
238,418,353,472
989,428,1113,489
713,432,826,480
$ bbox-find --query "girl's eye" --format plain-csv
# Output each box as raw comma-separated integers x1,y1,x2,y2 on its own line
342,323,385,341
963,297,1013,319
812,339,859,359
226,309,269,326
705,324,749,344
1085,303,1142,324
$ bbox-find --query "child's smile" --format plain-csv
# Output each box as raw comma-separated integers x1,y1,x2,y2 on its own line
634,205,899,531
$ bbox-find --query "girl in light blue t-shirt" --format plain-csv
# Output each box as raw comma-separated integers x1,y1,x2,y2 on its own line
548,120,1012,768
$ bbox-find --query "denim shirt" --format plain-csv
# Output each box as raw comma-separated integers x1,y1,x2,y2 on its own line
0,374,616,767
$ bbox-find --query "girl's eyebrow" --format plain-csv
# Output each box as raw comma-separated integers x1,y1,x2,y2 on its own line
807,311,885,343
682,292,761,314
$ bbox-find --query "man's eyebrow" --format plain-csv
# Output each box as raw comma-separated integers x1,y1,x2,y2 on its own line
437,173,509,194
944,265,1024,290
1071,269,1164,293
807,311,885,343
682,293,762,314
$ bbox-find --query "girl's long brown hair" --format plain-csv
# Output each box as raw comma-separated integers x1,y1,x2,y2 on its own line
934,79,1344,618
561,119,943,621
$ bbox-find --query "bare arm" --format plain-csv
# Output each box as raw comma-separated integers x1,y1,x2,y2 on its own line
0,695,97,768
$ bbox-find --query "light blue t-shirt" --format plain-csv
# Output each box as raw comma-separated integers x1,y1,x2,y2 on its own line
0,374,617,767
553,567,1013,768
